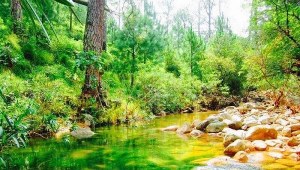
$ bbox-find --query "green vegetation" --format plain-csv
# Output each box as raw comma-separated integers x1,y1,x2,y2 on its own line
0,0,299,168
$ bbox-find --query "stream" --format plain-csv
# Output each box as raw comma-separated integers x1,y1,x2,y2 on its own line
4,111,225,169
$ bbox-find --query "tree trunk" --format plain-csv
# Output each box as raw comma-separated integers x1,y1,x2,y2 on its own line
130,47,135,88
81,0,107,108
11,0,22,35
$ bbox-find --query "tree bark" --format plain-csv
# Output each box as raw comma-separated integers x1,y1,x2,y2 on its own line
81,0,107,108
11,0,22,35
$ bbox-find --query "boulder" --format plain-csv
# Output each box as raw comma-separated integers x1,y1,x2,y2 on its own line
162,125,179,131
223,119,242,130
265,139,283,147
224,139,254,156
245,125,278,141
289,153,300,161
206,121,227,133
258,114,271,124
176,123,192,134
223,134,240,147
190,130,204,137
233,151,248,163
267,152,283,159
71,127,95,139
252,140,267,151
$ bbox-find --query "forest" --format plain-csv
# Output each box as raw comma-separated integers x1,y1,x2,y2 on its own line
0,0,299,169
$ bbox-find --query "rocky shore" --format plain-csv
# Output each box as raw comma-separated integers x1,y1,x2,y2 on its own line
162,95,300,169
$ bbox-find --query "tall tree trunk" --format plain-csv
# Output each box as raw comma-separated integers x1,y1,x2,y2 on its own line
11,0,22,35
130,47,135,88
81,0,107,108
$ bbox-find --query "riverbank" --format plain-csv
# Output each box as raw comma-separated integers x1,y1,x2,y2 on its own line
163,91,300,169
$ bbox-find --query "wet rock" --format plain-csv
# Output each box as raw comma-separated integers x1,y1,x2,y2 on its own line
287,137,300,147
223,134,240,147
245,125,278,141
206,121,227,133
233,151,248,163
190,130,204,137
252,140,267,151
176,123,192,134
71,127,95,139
223,119,242,130
162,125,179,131
224,139,254,156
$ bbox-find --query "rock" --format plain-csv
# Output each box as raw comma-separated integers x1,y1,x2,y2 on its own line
206,121,227,133
287,137,300,147
55,127,70,139
266,106,275,111
219,112,232,120
243,116,260,127
224,139,254,156
289,153,300,161
233,151,248,163
196,120,210,131
162,125,179,131
245,125,278,141
290,123,300,132
223,134,240,147
232,115,243,122
267,152,283,159
265,139,283,147
223,128,246,139
176,123,192,134
281,127,292,137
190,130,204,137
206,156,237,166
252,140,267,151
71,127,95,139
191,119,201,128
250,109,260,115
288,118,299,124
292,130,300,136
223,119,242,130
276,118,289,126
258,114,271,124
247,152,275,164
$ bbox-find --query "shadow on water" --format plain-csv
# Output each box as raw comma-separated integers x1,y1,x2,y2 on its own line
3,112,224,170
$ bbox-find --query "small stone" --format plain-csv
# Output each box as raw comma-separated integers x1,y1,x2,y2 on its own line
190,130,204,137
267,152,283,159
281,127,292,137
290,124,300,132
71,127,95,139
224,139,254,156
252,140,268,151
162,125,179,131
276,118,289,126
289,153,300,161
287,137,300,147
233,151,248,163
265,139,283,147
191,120,201,128
176,123,192,134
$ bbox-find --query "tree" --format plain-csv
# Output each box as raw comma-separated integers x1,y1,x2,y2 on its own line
11,0,22,34
81,0,107,107
203,0,215,38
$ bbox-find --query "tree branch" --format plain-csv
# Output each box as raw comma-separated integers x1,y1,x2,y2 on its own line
73,0,88,6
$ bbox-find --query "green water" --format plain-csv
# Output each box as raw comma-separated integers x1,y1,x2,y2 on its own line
3,112,224,170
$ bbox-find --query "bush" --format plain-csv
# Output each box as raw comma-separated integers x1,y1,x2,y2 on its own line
135,66,202,114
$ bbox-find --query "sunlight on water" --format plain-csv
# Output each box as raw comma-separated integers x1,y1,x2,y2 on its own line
5,111,227,169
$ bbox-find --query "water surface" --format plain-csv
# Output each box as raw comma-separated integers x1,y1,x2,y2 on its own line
4,112,225,169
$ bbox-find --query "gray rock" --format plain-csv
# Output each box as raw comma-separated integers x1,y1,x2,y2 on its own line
206,121,227,133
224,139,254,156
71,127,95,139
176,123,192,134
162,125,179,131
190,130,204,137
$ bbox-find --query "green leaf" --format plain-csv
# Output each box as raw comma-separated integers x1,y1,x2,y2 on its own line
0,157,6,167
12,136,20,148
54,0,75,7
